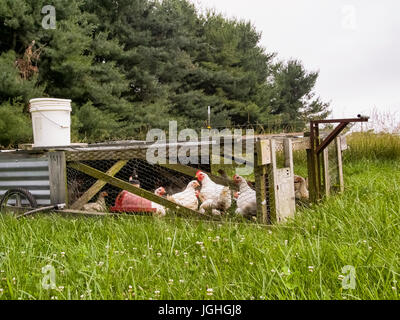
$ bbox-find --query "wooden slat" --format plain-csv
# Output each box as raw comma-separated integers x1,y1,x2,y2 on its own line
258,140,271,165
67,162,202,217
336,137,345,193
70,160,128,209
255,141,268,224
322,148,330,197
48,152,67,205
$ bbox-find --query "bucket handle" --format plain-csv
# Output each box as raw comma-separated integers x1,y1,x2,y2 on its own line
35,111,69,129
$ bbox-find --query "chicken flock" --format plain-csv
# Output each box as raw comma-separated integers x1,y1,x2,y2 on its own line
82,170,309,218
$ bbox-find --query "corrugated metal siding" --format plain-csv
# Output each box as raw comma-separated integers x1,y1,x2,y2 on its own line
0,158,50,206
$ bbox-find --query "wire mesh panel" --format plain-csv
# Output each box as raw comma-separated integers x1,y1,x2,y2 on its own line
65,150,259,219
67,159,206,211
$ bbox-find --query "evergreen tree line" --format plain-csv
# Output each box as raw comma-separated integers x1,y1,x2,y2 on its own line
0,0,330,147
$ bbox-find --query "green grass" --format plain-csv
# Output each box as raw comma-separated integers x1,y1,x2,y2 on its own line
0,133,399,300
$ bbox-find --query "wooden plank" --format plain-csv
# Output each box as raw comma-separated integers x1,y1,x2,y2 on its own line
258,140,271,165
340,135,348,151
336,137,345,193
67,162,202,217
48,151,67,205
255,141,268,224
306,149,318,203
271,139,296,223
65,148,148,161
322,147,330,197
283,139,294,174
70,160,128,210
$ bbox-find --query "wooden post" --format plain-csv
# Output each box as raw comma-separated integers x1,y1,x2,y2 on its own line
306,149,317,203
255,140,268,224
70,160,128,209
336,137,344,193
48,151,67,205
322,147,330,197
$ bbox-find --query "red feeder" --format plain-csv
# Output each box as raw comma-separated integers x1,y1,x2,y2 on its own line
111,190,157,213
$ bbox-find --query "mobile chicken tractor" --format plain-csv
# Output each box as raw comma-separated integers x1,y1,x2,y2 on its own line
0,98,369,223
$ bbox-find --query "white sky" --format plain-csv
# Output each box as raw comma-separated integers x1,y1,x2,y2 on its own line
191,0,400,121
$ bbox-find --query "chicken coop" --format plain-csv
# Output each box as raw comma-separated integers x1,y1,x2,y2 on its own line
0,117,369,223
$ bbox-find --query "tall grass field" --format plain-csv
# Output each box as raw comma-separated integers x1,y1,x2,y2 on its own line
0,133,399,300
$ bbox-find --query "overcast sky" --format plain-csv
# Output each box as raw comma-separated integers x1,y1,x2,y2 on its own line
191,0,400,121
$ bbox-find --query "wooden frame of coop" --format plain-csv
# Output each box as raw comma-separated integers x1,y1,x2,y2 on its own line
1,131,353,224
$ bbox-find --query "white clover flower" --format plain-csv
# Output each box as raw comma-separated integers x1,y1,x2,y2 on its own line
179,279,185,283
167,237,172,241
202,256,207,259
157,252,162,257
249,262,254,265
154,290,160,295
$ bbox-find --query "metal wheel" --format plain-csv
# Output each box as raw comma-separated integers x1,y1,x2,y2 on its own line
0,188,38,216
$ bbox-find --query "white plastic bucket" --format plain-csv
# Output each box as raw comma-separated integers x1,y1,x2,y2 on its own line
29,98,72,147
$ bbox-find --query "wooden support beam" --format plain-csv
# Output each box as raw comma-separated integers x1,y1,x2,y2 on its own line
67,162,202,217
306,149,318,203
70,160,128,210
316,122,348,155
336,137,345,193
48,151,67,206
255,141,268,224
322,147,330,197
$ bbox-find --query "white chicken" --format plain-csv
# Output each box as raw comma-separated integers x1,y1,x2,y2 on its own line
166,180,200,211
83,191,108,212
152,187,167,217
233,174,257,217
196,171,232,215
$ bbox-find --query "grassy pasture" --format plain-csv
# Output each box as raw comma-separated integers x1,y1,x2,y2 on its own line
0,133,399,300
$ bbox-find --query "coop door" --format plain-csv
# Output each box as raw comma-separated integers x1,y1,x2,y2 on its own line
270,139,296,223
275,168,296,222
